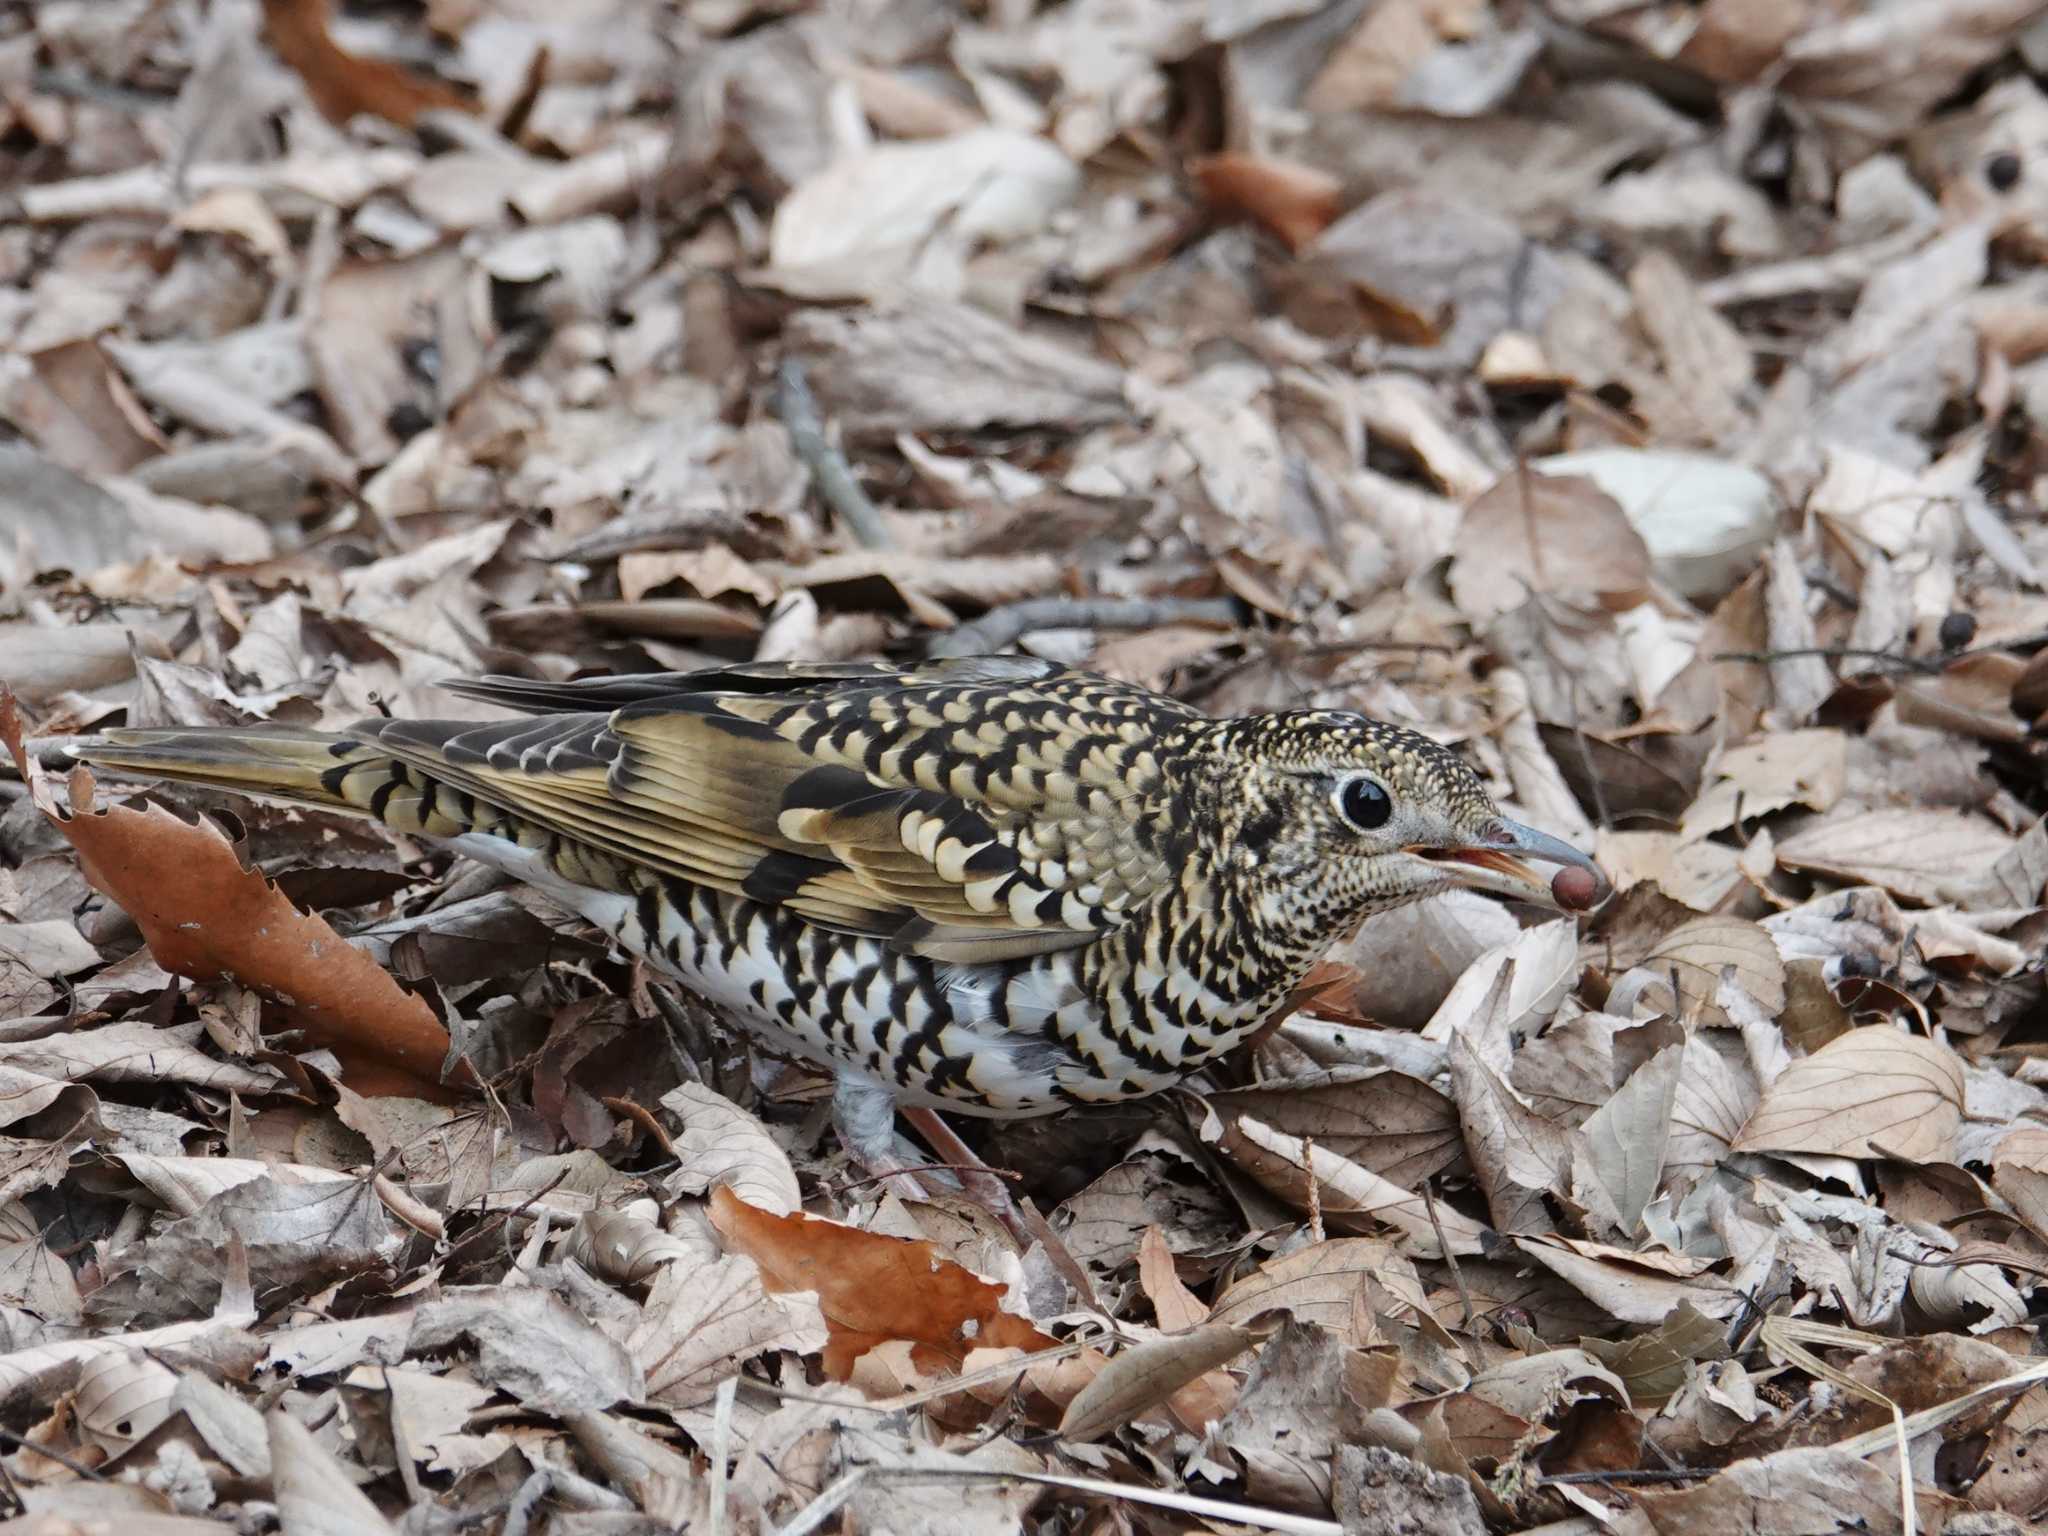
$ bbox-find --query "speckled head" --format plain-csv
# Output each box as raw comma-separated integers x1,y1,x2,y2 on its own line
1194,709,1611,938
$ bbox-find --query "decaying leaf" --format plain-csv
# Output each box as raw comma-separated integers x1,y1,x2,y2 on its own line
1775,806,2018,906
1732,1025,1965,1163
1448,469,1655,624
708,1186,1053,1378
2,693,457,1097
628,1254,829,1408
260,0,473,129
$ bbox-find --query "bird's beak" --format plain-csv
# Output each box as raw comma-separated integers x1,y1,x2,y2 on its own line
1407,818,1613,914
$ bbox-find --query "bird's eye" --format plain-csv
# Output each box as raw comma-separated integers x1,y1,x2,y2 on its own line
1337,777,1393,830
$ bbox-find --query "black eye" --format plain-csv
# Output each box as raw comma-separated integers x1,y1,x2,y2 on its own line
1338,777,1392,830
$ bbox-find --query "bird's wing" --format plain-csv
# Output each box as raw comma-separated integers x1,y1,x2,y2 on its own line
368,658,1199,961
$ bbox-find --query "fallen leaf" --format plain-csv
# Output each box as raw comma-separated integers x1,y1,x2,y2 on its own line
1449,469,1654,624
709,1186,1053,1379
628,1254,829,1408
261,0,472,129
659,1082,801,1216
1191,153,1344,253
1732,1025,1964,1162
1057,1320,1263,1442
1211,1238,1427,1342
1775,806,2017,906
1,692,459,1098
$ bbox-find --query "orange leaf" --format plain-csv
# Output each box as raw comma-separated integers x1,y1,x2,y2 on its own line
709,1185,1054,1380
1191,153,1343,254
261,0,473,130
1,691,462,1099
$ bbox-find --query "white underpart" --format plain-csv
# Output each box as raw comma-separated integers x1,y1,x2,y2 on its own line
446,831,818,1070
447,833,1082,1114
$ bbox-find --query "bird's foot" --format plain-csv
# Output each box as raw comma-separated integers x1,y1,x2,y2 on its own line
831,1075,942,1202
831,1076,1031,1239
899,1106,1026,1236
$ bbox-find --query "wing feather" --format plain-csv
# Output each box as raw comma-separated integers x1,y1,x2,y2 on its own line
364,659,1191,958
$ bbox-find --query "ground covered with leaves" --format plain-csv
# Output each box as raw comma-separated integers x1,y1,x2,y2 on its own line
3,0,2048,1531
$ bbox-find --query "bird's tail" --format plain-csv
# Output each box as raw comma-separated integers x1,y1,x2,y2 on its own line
44,725,476,839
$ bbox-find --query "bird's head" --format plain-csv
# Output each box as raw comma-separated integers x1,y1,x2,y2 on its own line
1201,710,1611,933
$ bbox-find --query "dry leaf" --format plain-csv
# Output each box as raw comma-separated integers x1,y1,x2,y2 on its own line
261,0,472,129
1191,153,1343,253
628,1254,829,1408
708,1186,1053,1379
1057,1321,1263,1442
1211,1239,1427,1342
1775,806,2017,906
1,693,458,1098
1733,1025,1964,1162
659,1082,801,1215
1448,469,1654,623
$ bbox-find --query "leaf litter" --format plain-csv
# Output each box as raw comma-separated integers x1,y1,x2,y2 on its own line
4,0,2048,1532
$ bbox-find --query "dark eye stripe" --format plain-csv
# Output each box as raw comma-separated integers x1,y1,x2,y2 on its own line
1339,777,1393,830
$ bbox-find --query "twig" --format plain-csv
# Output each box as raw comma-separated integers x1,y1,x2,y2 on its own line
1712,645,1946,676
1303,1135,1323,1245
771,1468,869,1536
1538,1468,1707,1486
1422,1179,1475,1334
769,360,892,551
838,1160,1022,1190
927,596,1243,658
601,1094,678,1161
0,1425,108,1482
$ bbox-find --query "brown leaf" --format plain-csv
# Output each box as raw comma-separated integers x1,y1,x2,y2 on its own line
1449,468,1653,624
1732,1025,1964,1162
1215,1110,1491,1256
1,691,459,1098
1775,806,2017,906
260,0,472,129
708,1186,1053,1379
1634,1443,1899,1535
1640,915,1788,1023
1211,1238,1426,1343
1191,153,1343,253
659,1082,801,1216
1209,1066,1462,1189
627,1255,829,1408
1570,1043,1683,1240
1135,1225,1206,1332
1515,1235,1743,1325
1679,729,1847,840
1056,1320,1263,1442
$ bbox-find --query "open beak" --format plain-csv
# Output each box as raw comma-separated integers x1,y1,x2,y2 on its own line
1408,818,1613,914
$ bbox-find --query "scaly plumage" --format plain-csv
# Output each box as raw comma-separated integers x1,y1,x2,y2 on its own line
43,656,1608,1170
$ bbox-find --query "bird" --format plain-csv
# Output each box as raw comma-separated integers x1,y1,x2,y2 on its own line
39,656,1609,1198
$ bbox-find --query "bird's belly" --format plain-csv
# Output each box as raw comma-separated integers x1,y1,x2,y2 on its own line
445,833,1275,1118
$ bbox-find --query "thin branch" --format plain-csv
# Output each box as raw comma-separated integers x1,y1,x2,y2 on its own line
769,359,892,551
1177,635,1455,702
1421,1179,1474,1334
1711,645,1947,676
1538,1468,1708,1486
927,596,1243,658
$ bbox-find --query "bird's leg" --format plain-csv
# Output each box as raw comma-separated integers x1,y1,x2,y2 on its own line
900,1106,1023,1227
832,1079,1034,1246
902,1106,1100,1304
830,1074,942,1203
